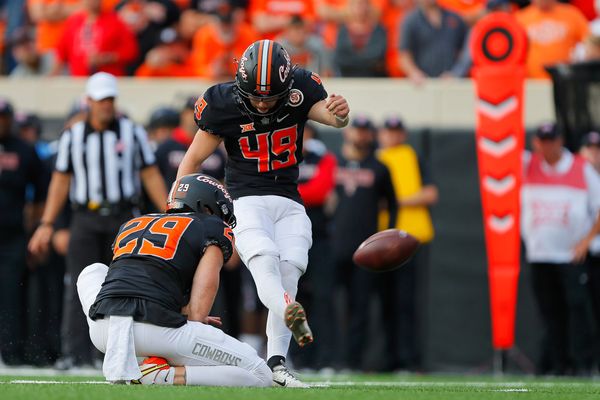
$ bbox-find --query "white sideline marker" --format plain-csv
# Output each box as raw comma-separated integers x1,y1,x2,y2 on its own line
8,380,109,385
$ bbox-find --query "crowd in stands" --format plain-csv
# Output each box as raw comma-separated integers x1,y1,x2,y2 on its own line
1,0,600,81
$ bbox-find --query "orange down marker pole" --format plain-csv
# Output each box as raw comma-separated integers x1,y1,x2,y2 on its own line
470,13,527,350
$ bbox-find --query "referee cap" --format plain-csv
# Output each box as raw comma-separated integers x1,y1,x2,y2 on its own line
86,72,119,101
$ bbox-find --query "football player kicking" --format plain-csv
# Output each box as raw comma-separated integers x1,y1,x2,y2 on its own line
177,39,350,387
76,174,272,387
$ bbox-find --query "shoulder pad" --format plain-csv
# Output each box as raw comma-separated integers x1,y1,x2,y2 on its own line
201,215,234,263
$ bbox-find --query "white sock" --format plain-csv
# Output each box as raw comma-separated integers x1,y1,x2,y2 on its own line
266,261,303,359
185,364,272,387
247,254,288,318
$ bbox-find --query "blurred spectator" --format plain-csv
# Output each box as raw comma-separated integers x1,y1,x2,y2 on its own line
581,130,600,176
521,123,600,375
0,98,45,366
289,123,337,370
516,0,589,79
102,0,120,12
382,0,414,77
8,28,53,77
400,0,467,84
437,0,485,25
141,105,179,213
190,5,257,79
52,0,139,76
155,97,227,187
116,0,181,75
572,21,600,62
315,0,386,49
179,0,247,42
16,113,43,145
134,28,194,77
333,0,387,77
0,12,5,73
15,112,53,160
332,115,397,370
277,15,332,76
451,0,513,78
579,131,600,370
173,96,197,147
28,72,168,369
15,111,65,366
146,106,179,149
64,96,90,128
377,116,438,371
248,0,315,40
27,0,81,56
1,0,27,72
571,0,598,21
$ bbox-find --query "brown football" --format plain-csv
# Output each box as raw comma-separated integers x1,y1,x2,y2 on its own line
352,229,420,272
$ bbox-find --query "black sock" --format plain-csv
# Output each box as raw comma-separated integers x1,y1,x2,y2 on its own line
268,355,286,370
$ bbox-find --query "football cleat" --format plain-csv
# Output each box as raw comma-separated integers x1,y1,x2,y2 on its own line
284,301,313,347
272,362,310,388
131,356,173,385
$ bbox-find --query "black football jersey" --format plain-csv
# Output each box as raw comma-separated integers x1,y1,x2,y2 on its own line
194,68,328,203
88,212,234,327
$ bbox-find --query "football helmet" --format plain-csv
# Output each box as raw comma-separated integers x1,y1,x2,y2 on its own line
234,40,295,120
167,174,236,228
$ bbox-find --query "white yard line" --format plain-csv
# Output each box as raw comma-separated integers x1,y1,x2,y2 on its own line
7,380,108,385
0,367,101,377
1,370,599,391
316,381,600,388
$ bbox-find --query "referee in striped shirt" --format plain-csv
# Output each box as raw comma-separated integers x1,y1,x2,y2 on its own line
29,72,168,368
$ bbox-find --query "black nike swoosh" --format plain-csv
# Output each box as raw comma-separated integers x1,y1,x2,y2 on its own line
273,378,287,386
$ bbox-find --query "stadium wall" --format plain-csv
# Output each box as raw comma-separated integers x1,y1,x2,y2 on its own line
0,78,553,129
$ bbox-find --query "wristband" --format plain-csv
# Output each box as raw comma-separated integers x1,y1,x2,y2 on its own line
39,220,54,228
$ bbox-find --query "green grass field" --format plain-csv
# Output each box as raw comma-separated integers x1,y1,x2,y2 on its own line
2,373,600,400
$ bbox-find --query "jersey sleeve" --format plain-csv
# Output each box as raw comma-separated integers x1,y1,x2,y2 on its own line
54,128,73,173
193,86,223,137
201,216,234,263
111,221,129,253
294,68,328,112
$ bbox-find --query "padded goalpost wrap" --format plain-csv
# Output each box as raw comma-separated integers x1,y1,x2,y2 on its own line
470,12,527,350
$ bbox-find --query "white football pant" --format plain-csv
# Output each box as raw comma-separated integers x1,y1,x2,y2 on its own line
77,263,271,387
232,195,312,359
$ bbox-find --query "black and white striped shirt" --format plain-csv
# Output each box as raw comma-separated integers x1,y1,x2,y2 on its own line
55,117,156,205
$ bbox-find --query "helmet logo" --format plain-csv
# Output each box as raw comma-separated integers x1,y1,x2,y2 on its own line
279,50,291,83
196,176,233,202
288,89,304,107
238,56,249,82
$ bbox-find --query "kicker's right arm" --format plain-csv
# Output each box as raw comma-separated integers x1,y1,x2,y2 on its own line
176,129,222,179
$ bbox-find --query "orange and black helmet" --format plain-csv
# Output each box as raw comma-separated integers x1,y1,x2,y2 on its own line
167,174,236,228
234,40,295,118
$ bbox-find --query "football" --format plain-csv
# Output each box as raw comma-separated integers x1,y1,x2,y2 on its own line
352,229,420,272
